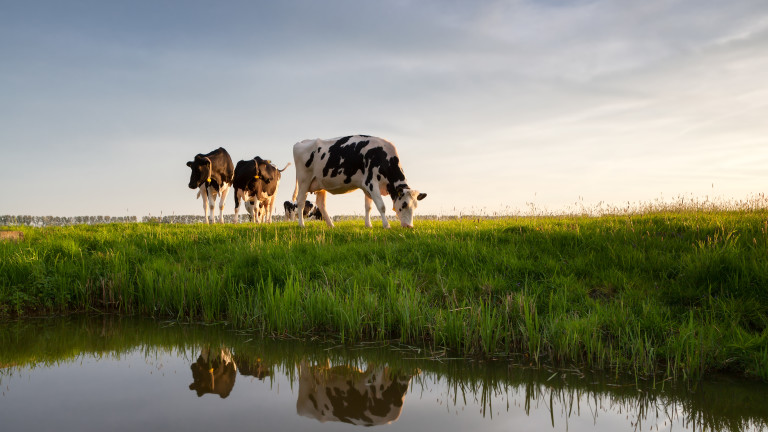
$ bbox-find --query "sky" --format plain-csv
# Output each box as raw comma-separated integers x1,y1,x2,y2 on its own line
2,0,767,218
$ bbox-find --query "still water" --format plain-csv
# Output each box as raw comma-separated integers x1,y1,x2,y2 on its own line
1,315,766,431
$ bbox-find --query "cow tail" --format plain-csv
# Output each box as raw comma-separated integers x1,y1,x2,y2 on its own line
291,178,298,202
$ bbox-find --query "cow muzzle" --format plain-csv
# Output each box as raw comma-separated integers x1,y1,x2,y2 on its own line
401,221,414,229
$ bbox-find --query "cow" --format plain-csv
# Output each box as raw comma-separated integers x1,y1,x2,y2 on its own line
186,147,234,224
296,361,415,426
283,200,322,221
188,347,237,399
292,135,427,228
232,157,291,223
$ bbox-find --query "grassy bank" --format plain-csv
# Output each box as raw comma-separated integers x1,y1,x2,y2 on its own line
2,210,767,380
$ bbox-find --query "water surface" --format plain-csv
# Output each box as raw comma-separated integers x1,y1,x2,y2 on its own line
1,315,765,431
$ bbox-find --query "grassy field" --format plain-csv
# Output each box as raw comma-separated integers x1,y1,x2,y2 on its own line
2,210,767,380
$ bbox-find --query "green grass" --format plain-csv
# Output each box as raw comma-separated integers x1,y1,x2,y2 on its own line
2,210,767,380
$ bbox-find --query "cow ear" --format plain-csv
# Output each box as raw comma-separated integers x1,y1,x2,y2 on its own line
186,161,193,167
417,193,427,201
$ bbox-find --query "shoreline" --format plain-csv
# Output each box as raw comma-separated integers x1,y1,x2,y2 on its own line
2,211,767,381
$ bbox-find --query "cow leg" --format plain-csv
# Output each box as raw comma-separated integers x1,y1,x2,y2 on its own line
262,202,268,223
295,186,311,228
364,193,373,228
368,189,390,229
233,189,242,224
315,190,334,228
218,183,230,224
206,187,217,224
244,200,254,222
200,185,211,224
266,196,276,223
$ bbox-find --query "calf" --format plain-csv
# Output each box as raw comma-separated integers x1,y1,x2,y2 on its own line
186,147,234,224
233,156,291,223
292,135,426,228
283,200,322,221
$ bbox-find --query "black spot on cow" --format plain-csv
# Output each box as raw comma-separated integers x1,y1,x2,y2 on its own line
326,383,374,425
334,136,352,146
360,147,407,195
322,138,371,183
401,202,407,210
320,152,326,160
387,183,410,201
305,151,315,168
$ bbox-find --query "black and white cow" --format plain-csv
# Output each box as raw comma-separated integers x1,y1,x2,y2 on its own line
283,200,322,221
292,135,427,228
186,147,234,224
296,362,415,426
233,156,291,223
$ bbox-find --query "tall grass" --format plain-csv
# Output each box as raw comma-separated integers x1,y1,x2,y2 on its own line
2,207,767,380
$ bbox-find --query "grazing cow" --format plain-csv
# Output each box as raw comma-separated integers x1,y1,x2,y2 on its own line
233,157,291,223
188,347,237,399
186,147,234,224
296,361,415,426
292,135,427,228
283,200,322,221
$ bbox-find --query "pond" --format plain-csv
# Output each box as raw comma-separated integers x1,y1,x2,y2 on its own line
1,315,766,431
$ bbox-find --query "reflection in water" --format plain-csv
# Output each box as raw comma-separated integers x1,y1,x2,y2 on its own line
1,315,767,432
296,361,415,426
234,354,272,381
189,347,237,398
188,349,275,398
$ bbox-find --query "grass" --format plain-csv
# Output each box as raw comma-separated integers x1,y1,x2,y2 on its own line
1,208,767,381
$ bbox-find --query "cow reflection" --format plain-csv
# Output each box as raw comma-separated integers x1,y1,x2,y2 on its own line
297,361,415,426
234,355,273,381
189,347,237,398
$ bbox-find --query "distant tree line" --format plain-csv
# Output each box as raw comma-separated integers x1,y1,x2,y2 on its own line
1,214,447,227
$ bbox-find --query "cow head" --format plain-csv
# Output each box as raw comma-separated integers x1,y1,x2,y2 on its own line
392,185,427,228
187,155,213,189
253,157,275,184
189,347,237,399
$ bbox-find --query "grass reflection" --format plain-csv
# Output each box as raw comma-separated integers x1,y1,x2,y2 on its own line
0,315,766,431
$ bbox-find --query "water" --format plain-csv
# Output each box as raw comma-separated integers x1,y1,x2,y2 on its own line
1,315,765,431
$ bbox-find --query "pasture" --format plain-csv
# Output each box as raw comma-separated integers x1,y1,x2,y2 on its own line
2,210,767,381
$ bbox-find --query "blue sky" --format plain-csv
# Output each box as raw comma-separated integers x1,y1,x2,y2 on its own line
2,0,767,217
